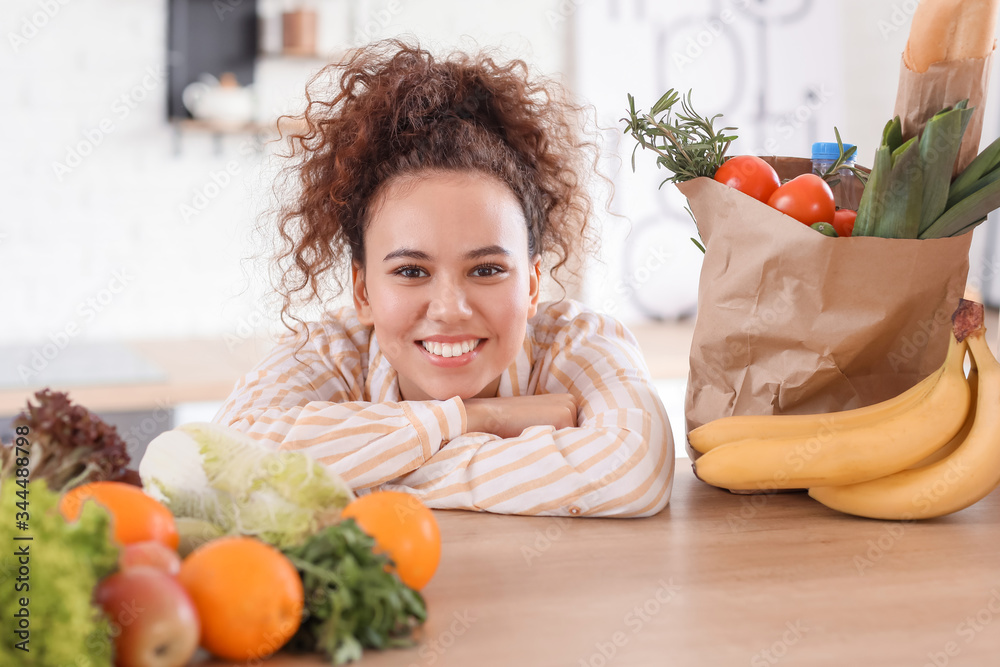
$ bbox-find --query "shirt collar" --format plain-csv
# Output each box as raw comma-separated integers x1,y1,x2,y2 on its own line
365,332,400,402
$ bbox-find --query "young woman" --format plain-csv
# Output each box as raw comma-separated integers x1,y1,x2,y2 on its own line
213,40,674,517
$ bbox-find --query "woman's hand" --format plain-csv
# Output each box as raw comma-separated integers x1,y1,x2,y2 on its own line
463,394,578,439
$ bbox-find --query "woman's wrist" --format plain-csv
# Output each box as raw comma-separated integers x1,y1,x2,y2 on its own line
464,398,498,435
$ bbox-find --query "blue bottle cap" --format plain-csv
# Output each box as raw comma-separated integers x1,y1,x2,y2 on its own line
812,141,855,161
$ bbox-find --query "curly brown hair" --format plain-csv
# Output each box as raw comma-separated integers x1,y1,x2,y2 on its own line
263,38,601,345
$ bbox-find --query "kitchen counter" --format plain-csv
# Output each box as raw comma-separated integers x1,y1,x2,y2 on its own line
0,320,696,416
0,337,274,416
3,308,995,417
203,461,1000,667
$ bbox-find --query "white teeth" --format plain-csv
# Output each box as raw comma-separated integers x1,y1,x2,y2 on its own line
422,339,480,358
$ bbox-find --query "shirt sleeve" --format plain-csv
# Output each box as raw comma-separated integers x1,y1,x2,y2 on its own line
211,319,468,488
377,306,675,518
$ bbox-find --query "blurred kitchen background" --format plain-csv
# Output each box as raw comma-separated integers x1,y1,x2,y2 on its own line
3,0,1000,461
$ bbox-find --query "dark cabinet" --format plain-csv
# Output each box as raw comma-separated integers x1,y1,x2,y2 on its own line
167,0,258,121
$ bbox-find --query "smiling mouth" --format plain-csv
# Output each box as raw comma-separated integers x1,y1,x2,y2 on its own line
420,339,483,358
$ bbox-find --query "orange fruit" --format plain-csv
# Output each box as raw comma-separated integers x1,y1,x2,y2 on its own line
60,481,179,550
178,536,303,661
341,491,441,590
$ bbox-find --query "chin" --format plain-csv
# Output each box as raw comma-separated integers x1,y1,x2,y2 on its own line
424,384,488,401
439,389,482,401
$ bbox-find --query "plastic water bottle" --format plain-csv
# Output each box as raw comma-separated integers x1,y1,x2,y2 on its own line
812,141,856,179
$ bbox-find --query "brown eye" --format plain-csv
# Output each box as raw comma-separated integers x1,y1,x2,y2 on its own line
393,265,427,279
472,264,505,278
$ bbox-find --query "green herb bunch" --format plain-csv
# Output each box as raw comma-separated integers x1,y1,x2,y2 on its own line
281,518,427,665
622,89,737,187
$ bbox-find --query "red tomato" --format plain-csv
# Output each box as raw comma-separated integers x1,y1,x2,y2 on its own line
832,208,857,237
766,174,836,226
713,155,781,203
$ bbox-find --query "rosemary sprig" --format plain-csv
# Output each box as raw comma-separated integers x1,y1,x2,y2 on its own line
820,127,869,187
622,89,738,187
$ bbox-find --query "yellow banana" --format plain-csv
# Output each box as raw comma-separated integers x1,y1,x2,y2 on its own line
809,331,1000,520
693,332,970,491
905,368,978,470
688,369,942,454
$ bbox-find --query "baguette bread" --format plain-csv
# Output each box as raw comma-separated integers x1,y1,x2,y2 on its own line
904,0,1000,72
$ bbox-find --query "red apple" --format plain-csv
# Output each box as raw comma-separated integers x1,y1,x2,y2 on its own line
119,542,182,576
95,567,200,667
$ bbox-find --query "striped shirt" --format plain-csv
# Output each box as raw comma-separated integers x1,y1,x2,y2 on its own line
213,299,674,517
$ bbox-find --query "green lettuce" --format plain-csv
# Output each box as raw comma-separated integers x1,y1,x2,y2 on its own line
0,475,118,666
139,422,354,549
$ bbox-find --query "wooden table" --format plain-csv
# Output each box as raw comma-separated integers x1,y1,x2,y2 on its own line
201,461,1000,667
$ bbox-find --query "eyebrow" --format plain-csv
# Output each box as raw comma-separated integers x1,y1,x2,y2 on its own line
382,245,512,262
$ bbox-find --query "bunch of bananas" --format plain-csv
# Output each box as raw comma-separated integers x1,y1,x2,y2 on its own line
689,304,1000,520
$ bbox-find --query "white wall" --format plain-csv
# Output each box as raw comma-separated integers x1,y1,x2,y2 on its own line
3,0,999,349
0,0,569,350
575,1,850,322
4,0,269,345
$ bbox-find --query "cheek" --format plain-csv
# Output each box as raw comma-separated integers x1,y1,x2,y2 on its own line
374,289,410,314
483,279,532,332
367,281,417,330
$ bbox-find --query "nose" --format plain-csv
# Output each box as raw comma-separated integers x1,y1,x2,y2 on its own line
426,277,473,322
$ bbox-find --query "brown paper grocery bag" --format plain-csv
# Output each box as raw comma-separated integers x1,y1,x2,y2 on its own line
679,167,973,457
894,53,993,176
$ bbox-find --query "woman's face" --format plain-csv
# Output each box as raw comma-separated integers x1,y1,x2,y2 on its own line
352,170,541,401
